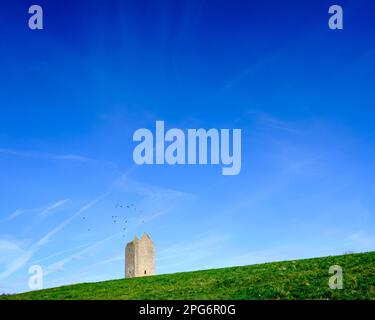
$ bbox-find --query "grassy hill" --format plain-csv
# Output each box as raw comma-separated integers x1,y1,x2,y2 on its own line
2,252,374,300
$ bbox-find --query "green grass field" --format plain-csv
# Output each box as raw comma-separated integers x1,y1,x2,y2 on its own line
2,252,374,300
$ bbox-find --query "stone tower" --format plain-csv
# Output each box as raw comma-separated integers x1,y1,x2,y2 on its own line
125,233,155,278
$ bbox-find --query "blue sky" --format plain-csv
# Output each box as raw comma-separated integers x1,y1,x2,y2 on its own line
0,0,374,293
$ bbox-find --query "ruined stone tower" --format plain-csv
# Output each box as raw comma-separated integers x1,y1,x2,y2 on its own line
125,233,155,278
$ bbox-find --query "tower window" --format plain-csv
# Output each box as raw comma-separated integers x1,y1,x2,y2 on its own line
144,270,147,275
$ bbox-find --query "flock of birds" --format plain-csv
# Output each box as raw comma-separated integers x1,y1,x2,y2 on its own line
81,203,144,238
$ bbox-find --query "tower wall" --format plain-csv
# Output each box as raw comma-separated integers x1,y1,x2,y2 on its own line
125,233,155,278
125,241,136,278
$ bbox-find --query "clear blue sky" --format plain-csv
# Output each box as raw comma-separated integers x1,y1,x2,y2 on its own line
0,0,374,293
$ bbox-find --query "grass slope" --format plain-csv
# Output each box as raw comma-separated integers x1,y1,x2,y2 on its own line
2,252,374,300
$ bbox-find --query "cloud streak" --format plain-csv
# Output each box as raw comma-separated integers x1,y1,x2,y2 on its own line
44,232,123,276
0,193,108,282
3,199,70,222
36,199,70,218
0,148,91,162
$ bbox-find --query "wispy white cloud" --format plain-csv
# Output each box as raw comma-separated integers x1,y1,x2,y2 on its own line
5,208,41,221
36,199,70,218
0,240,25,264
224,52,279,89
223,247,303,268
347,231,375,250
0,148,118,170
0,148,91,162
233,110,302,135
93,254,123,267
32,243,91,265
157,236,226,274
35,193,109,248
137,209,171,224
115,176,195,201
256,112,302,135
0,166,195,285
0,249,36,281
0,193,109,281
4,199,70,222
44,232,122,276
112,176,196,230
